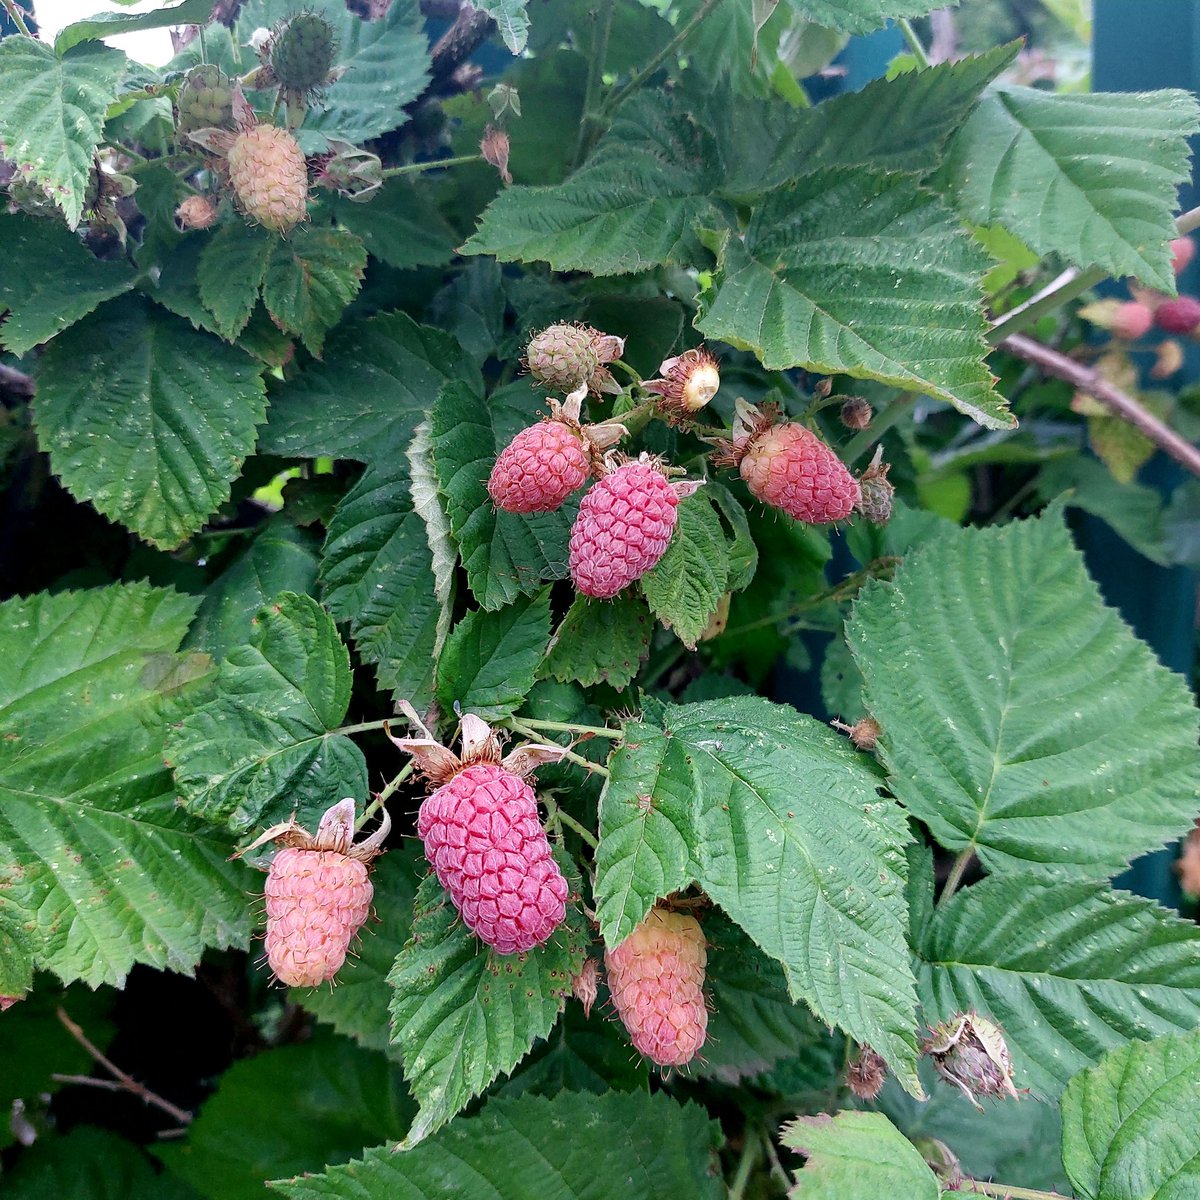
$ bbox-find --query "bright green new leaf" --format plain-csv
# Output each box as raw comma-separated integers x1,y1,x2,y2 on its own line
595,696,921,1092
782,1110,940,1200
1061,1030,1200,1200
696,171,1010,429
0,213,135,355
0,584,248,987
848,512,1200,877
942,85,1200,292
435,590,551,721
321,458,440,710
0,39,129,228
388,870,587,1146
540,593,653,690
167,592,367,835
918,876,1200,1099
35,296,268,549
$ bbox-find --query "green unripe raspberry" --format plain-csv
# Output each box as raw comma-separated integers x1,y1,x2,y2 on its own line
177,64,234,134
269,12,337,94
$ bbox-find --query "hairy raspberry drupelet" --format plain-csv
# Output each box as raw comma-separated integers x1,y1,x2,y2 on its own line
228,124,308,233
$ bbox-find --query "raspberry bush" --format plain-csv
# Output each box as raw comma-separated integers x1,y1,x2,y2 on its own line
2,1,1200,1196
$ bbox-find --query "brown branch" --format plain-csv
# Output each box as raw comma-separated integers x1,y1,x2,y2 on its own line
0,362,34,398
1000,332,1200,479
56,1008,193,1126
429,3,494,84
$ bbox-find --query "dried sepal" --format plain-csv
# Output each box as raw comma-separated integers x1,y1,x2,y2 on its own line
846,1045,887,1100
236,798,389,866
923,1012,1019,1110
645,347,721,421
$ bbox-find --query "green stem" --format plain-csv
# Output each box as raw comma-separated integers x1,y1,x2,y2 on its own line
332,718,395,737
600,0,725,120
111,141,149,165
573,0,614,167
541,793,599,850
1,0,32,37
356,762,413,831
897,17,931,67
963,1181,1063,1200
840,393,913,464
381,154,483,178
515,717,624,741
508,720,611,779
609,358,644,384
728,1133,761,1200
939,848,975,906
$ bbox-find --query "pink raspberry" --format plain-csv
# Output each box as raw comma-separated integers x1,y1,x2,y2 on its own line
1172,236,1196,275
734,415,859,523
569,458,695,598
1109,300,1154,341
1154,295,1200,335
264,847,373,988
488,420,590,513
605,906,707,1068
417,763,568,954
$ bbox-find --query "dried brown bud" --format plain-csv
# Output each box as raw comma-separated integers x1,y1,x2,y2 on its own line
481,124,512,186
923,1012,1019,1110
855,447,894,525
571,957,599,1018
175,194,218,231
832,716,881,752
839,396,872,430
847,1045,887,1100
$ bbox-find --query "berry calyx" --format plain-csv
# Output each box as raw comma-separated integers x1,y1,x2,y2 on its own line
644,348,720,421
923,1012,1019,1110
605,905,708,1068
855,448,894,525
571,958,600,1018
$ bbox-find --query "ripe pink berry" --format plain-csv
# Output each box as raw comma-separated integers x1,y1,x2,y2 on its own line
1172,236,1196,275
0,995,24,1012
740,422,860,523
605,907,707,1068
569,458,693,598
264,846,373,987
418,763,568,954
1154,295,1200,335
1109,300,1154,341
488,420,591,513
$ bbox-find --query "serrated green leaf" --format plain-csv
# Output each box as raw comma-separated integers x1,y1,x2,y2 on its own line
0,39,129,228
463,91,725,275
0,212,135,355
387,870,587,1146
55,0,213,53
788,0,948,32
320,458,440,710
0,584,248,987
197,222,272,342
475,0,530,53
273,1091,724,1198
260,311,477,464
641,490,729,649
167,592,367,834
696,171,1009,429
430,381,573,610
918,876,1200,1100
0,911,33,999
1061,1030,1200,1200
262,226,367,357
155,1031,411,1200
319,180,455,270
295,848,420,1055
942,85,1200,292
540,592,653,689
595,696,921,1092
782,1110,940,1200
436,590,550,721
707,482,757,592
185,520,320,661
35,296,268,549
848,511,1200,877
429,258,507,365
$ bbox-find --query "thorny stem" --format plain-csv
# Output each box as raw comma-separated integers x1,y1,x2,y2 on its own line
599,0,724,120
940,848,976,906
963,1181,1066,1200
508,720,611,779
56,1009,193,1126
573,0,614,167
515,717,624,740
541,792,599,850
381,154,483,178
1,0,32,38
728,1131,762,1200
357,762,414,831
897,17,931,67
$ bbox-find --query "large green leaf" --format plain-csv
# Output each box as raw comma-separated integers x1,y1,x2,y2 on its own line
429,381,574,610
272,1091,724,1198
197,223,273,343
917,876,1200,1100
259,311,476,464
435,590,551,721
595,696,921,1092
320,458,440,710
387,869,587,1146
540,592,653,690
55,0,213,53
34,296,268,550
1061,1030,1200,1200
0,39,129,228
155,1032,411,1200
0,584,248,987
319,181,455,270
696,171,1009,429
166,592,367,835
847,512,1200,878
782,1110,940,1200
463,91,724,275
942,85,1200,293
789,0,949,34
0,213,135,355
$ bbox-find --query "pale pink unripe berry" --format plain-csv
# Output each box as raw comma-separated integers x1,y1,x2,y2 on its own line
1154,295,1200,335
569,458,698,598
740,423,859,523
264,847,372,987
418,763,568,954
605,907,707,1068
0,995,24,1012
228,124,308,232
1109,300,1154,341
488,420,591,513
1172,236,1196,275
175,194,218,231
